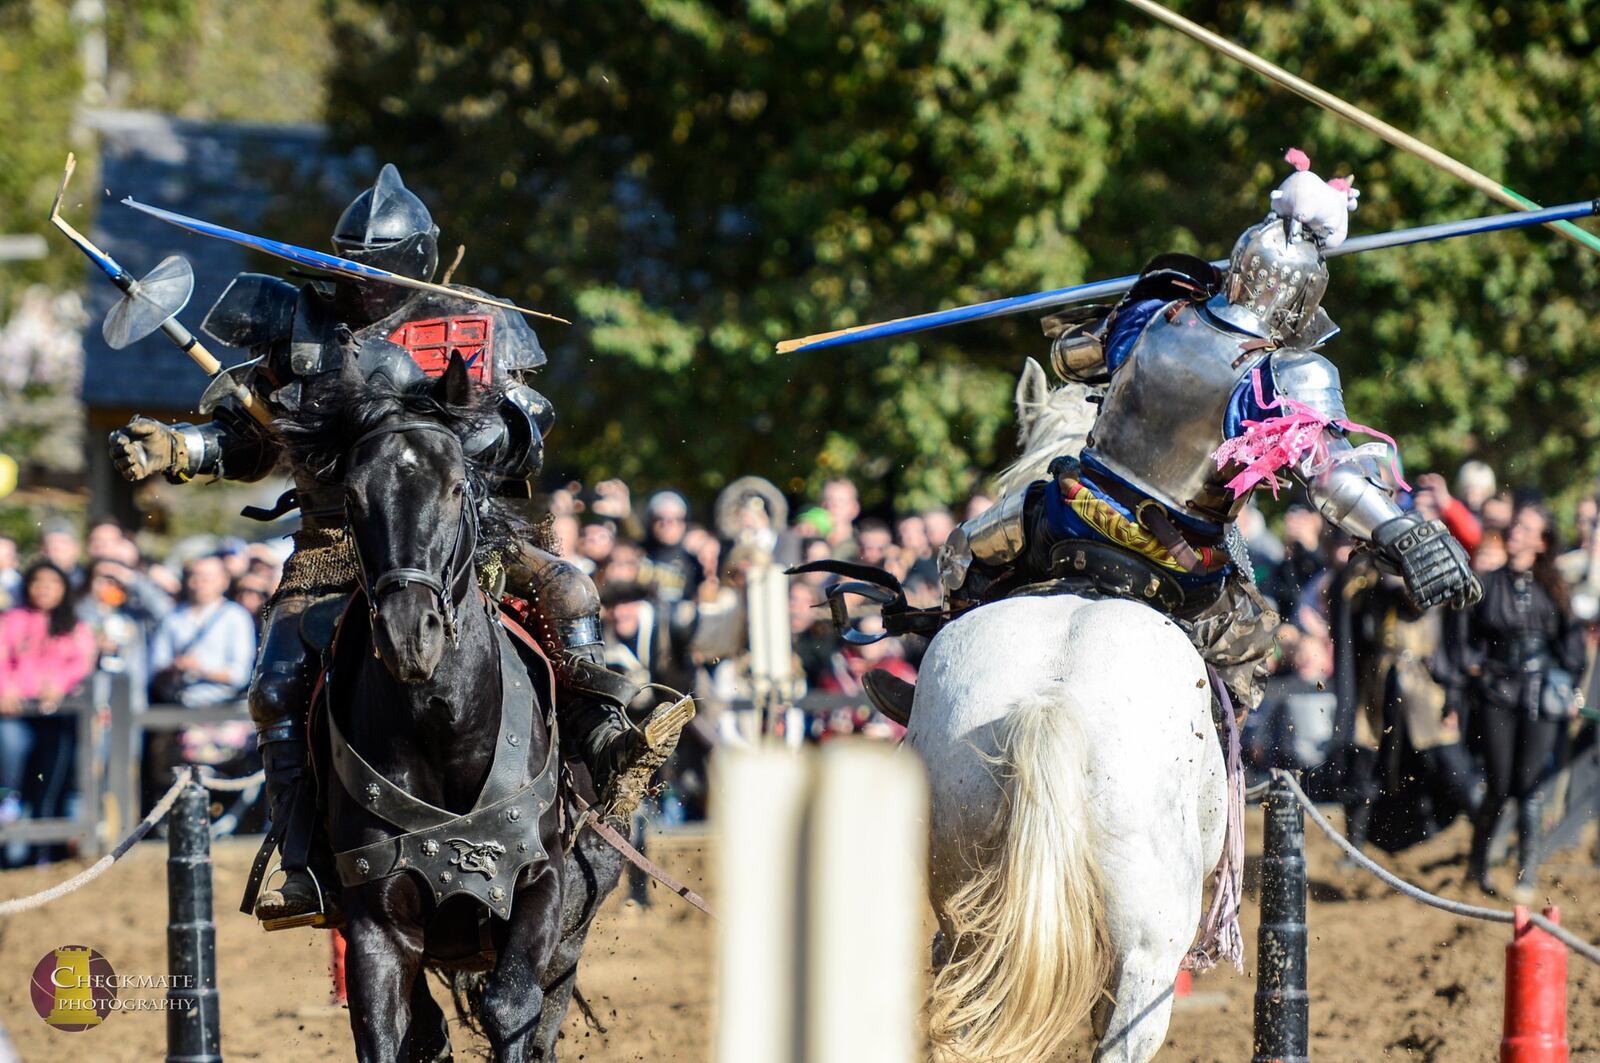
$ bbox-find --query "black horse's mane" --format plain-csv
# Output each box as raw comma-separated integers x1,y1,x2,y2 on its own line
279,372,518,562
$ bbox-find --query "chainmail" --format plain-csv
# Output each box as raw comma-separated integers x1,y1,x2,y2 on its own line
1225,523,1255,582
268,513,563,609
524,512,562,555
269,527,360,608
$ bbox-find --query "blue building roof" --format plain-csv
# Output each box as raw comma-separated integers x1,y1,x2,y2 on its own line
80,110,369,413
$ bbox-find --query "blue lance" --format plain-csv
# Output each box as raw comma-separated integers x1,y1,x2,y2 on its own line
120,197,570,326
777,198,1600,354
50,154,271,425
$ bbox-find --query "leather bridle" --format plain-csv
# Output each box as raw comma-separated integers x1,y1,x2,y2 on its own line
345,419,479,649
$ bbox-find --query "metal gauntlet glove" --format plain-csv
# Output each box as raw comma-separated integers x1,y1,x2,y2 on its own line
1372,512,1482,611
108,417,185,482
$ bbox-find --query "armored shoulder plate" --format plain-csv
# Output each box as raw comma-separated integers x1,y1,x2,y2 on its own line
1289,306,1340,350
489,305,547,373
1271,347,1347,421
202,273,298,349
289,285,338,376
504,382,555,438
358,335,429,391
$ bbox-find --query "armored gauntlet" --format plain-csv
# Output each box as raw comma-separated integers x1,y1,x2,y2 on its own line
108,417,186,482
1372,512,1481,611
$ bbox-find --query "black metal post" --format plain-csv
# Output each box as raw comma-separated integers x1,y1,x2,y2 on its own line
1252,774,1309,1063
167,772,222,1062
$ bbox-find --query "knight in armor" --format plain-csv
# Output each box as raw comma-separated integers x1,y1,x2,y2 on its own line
863,165,1481,725
108,165,690,928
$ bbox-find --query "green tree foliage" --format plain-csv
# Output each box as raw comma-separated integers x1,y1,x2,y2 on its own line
105,0,334,122
0,0,333,309
324,0,1600,513
0,0,86,301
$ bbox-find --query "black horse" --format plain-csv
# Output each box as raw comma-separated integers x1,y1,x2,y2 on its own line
286,353,626,1061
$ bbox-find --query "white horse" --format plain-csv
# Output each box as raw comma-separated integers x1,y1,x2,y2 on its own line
907,359,1230,1063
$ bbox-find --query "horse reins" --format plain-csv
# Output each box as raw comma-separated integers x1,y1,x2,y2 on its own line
345,419,479,648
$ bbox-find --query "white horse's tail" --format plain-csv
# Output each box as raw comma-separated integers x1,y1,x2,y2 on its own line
928,687,1112,1063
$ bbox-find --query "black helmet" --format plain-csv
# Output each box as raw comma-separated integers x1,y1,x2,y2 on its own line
331,165,440,321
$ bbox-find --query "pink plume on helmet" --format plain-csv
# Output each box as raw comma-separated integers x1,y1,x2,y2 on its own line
1284,147,1311,171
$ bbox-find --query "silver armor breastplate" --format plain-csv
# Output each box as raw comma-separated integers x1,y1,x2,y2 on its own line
1083,302,1262,523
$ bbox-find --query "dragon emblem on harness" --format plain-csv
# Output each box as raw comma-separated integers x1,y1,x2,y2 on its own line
447,838,507,879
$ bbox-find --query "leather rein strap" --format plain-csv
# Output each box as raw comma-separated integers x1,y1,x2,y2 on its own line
569,789,717,919
345,419,478,646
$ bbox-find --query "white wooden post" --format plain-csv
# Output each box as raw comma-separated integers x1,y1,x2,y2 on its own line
745,562,794,735
714,741,929,1063
714,746,810,1062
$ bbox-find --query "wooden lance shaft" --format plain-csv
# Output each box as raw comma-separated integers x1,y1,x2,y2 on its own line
1120,0,1600,258
49,153,272,426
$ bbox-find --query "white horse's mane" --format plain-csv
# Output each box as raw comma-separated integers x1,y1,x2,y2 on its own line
993,358,1101,497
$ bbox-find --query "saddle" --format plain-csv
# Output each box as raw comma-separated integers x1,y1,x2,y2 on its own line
1025,539,1188,613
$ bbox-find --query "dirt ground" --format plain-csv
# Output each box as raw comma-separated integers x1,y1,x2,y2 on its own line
0,813,1595,1062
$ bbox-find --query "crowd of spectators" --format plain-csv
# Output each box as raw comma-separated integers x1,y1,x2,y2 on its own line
1,458,1595,881
0,520,280,865
1245,459,1598,901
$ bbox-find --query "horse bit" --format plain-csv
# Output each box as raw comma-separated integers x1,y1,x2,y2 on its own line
345,419,479,651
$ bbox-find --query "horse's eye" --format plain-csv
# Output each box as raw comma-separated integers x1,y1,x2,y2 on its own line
451,481,466,498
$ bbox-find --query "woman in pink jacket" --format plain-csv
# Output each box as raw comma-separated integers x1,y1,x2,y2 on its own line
0,561,96,866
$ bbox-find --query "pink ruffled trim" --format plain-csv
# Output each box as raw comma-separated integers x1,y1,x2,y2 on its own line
1211,369,1408,500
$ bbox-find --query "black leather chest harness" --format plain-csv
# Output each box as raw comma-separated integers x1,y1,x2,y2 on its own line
328,618,559,920
327,417,557,920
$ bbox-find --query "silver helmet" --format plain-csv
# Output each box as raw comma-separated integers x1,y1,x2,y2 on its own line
1206,216,1336,347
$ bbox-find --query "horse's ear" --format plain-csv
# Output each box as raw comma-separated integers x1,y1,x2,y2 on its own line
339,345,364,387
1015,357,1050,427
432,351,473,407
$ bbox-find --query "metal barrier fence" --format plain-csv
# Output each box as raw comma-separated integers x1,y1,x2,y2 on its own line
0,676,105,855
0,672,254,858
104,676,254,846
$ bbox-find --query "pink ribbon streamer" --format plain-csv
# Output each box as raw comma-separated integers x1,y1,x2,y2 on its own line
1212,368,1408,500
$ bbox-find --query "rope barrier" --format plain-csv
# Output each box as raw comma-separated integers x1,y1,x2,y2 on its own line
1269,769,1600,967
0,765,264,917
0,768,194,917
197,768,265,792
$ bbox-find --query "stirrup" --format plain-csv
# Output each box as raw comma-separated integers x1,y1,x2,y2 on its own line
258,864,333,932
